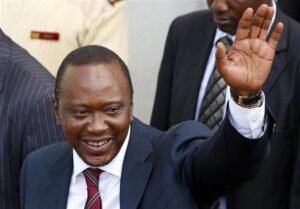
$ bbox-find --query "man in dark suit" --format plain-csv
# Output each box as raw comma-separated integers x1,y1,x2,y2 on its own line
20,5,282,209
151,0,300,208
0,29,65,209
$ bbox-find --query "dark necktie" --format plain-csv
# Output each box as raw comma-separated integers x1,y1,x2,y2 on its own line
199,36,232,133
83,168,102,209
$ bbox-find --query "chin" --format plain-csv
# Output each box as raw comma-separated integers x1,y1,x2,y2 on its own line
87,156,114,167
217,24,236,35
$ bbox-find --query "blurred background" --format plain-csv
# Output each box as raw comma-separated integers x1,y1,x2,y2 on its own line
129,0,207,122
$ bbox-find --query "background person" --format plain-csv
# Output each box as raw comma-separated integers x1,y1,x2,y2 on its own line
0,0,128,76
0,29,64,209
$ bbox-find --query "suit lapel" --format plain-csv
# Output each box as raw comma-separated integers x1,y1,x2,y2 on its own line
120,119,153,209
183,12,217,119
39,143,73,209
264,8,288,94
191,14,216,76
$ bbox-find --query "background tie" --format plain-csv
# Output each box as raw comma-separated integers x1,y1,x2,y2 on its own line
83,168,102,209
199,36,233,133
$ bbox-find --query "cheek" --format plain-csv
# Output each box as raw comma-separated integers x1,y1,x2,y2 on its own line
113,122,129,138
111,116,131,142
62,119,85,144
231,2,251,17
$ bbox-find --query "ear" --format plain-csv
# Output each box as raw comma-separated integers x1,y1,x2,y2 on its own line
52,96,62,125
130,101,134,122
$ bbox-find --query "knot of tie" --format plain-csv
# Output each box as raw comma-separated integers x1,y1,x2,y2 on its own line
83,168,101,188
217,36,233,53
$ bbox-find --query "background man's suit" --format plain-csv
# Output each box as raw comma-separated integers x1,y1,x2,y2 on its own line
0,29,64,209
151,6,300,209
21,117,269,209
278,0,300,22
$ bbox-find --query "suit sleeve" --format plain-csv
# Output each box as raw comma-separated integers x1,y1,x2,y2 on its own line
22,92,64,161
150,19,179,131
171,116,270,204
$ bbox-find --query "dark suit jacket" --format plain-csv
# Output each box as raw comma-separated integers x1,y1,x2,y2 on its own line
278,0,300,22
151,6,300,209
0,29,65,209
21,117,269,209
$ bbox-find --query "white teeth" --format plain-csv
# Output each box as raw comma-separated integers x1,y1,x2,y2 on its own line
87,140,108,147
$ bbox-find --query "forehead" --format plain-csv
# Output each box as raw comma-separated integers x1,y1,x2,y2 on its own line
63,62,125,84
60,63,129,97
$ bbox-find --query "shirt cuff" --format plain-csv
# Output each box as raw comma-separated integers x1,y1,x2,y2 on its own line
228,92,266,139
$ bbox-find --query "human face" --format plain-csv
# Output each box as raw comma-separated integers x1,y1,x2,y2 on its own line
54,63,133,167
207,0,271,34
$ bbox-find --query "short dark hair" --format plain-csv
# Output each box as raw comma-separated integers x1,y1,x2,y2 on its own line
54,45,133,100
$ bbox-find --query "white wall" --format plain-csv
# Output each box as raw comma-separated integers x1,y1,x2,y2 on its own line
128,0,207,123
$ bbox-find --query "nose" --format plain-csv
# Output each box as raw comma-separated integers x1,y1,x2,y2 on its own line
210,0,229,13
87,113,108,134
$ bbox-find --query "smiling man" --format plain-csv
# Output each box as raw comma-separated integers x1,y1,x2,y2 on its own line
20,5,283,209
54,62,133,168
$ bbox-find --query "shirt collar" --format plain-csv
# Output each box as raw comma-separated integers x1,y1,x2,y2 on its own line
214,0,277,46
72,126,131,183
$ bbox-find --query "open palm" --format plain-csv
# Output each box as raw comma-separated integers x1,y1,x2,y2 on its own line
216,4,284,96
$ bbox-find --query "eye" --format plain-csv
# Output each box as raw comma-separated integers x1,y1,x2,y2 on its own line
71,108,89,118
105,105,121,115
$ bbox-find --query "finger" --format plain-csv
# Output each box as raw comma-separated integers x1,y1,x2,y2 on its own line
268,22,284,49
235,8,254,41
215,42,228,76
259,6,274,40
249,4,271,40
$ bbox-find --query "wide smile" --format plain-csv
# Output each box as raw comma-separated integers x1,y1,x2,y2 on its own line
87,140,110,147
82,138,113,153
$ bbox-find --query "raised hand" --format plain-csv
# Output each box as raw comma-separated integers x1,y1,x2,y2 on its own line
216,4,284,96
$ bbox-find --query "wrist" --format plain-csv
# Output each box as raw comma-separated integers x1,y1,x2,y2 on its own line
230,89,263,108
